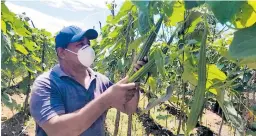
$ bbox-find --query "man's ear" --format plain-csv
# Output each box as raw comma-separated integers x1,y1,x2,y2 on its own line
57,48,65,59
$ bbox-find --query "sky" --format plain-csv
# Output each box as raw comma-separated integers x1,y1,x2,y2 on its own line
5,0,124,35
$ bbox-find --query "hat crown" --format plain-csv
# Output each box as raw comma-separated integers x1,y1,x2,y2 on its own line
55,25,98,49
61,25,82,35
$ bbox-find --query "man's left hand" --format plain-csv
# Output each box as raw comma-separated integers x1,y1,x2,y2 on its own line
133,56,148,72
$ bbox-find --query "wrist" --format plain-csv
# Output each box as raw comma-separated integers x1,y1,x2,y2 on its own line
100,90,112,109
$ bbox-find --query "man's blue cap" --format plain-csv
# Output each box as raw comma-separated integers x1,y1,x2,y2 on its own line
55,25,98,49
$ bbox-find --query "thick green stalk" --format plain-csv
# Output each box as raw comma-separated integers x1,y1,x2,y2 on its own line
186,15,208,135
127,16,163,77
128,59,155,82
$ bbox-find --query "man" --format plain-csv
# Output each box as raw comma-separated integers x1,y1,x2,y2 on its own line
29,25,147,136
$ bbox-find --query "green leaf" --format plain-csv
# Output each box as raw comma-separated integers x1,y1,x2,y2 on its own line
18,76,30,94
1,92,17,110
182,60,197,86
166,1,185,26
229,23,256,59
132,1,152,35
128,35,147,51
206,65,227,95
14,43,29,55
109,27,120,38
153,48,166,78
233,2,256,28
1,2,11,14
132,1,149,12
186,12,202,33
184,1,205,10
140,85,173,115
162,1,174,17
41,29,52,37
13,19,23,29
16,27,30,36
112,1,135,24
206,1,245,24
148,76,156,91
216,89,245,134
238,57,256,69
31,54,41,63
138,10,152,35
24,38,36,51
1,20,7,34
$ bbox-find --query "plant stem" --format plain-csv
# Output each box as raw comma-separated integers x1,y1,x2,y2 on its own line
218,113,224,136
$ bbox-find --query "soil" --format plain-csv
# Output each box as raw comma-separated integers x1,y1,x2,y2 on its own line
2,93,255,136
137,108,175,136
1,94,35,136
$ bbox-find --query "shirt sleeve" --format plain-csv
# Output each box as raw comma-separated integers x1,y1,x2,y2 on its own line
29,76,65,126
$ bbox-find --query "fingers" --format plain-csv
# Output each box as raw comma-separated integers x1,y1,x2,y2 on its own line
143,56,148,62
137,60,146,66
121,82,136,90
118,76,129,84
133,57,148,72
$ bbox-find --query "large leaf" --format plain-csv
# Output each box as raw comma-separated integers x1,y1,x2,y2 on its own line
238,57,256,69
132,1,152,35
184,1,205,10
137,10,152,35
182,62,227,95
233,2,256,28
216,89,245,134
206,65,227,95
162,1,173,17
140,85,173,115
132,1,149,11
186,11,202,33
229,23,256,60
14,43,29,55
153,48,166,78
1,20,7,34
206,1,245,24
128,35,147,51
166,1,185,26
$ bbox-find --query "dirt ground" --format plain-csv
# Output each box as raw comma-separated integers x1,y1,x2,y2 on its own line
1,94,35,136
1,93,255,136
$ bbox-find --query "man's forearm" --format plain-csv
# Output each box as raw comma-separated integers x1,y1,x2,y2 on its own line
124,91,139,115
42,92,110,136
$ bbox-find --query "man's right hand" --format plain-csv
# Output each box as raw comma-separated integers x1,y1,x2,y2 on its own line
104,76,138,108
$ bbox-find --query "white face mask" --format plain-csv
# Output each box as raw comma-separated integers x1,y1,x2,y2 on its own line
65,45,95,67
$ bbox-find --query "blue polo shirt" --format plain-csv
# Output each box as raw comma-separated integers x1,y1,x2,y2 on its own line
29,64,113,136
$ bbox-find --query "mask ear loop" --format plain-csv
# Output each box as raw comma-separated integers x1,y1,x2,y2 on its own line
81,44,90,50
65,49,77,55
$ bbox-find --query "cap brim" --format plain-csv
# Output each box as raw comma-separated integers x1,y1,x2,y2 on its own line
70,29,98,43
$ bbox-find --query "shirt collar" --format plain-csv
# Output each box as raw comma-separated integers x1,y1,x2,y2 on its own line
52,64,97,79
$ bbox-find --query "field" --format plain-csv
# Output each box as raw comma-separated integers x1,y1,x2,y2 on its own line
2,1,256,136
